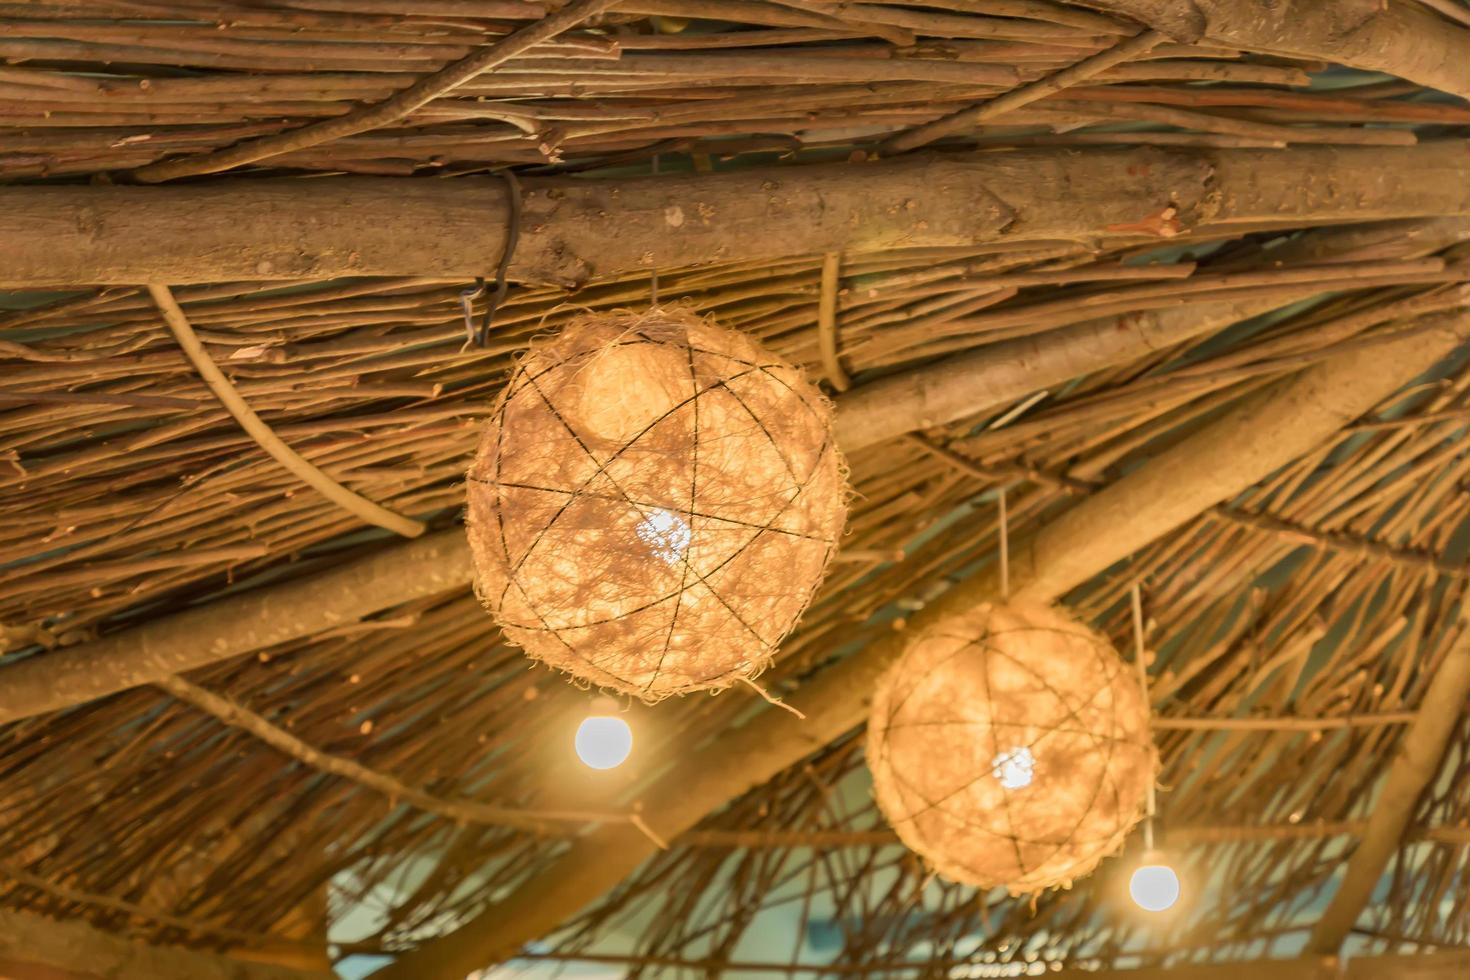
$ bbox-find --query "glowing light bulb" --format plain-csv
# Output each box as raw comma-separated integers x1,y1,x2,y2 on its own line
575,712,632,770
1129,857,1181,912
990,746,1035,790
636,508,691,566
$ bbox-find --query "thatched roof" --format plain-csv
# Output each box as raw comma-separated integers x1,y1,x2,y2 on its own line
4,2,1470,978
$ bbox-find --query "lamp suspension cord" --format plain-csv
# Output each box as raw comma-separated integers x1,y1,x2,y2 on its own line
650,153,661,307
1130,581,1157,851
461,168,523,349
998,486,1009,601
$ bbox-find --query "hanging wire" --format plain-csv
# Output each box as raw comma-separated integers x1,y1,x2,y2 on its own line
998,486,1010,600
649,153,661,307
1130,581,1158,851
461,168,523,349
458,277,486,346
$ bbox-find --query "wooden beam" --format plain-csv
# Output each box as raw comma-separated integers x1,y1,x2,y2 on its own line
0,529,472,727
834,290,1299,449
5,144,1470,287
837,216,1470,449
1082,0,1470,100
1307,622,1470,952
0,907,329,980
366,317,1470,976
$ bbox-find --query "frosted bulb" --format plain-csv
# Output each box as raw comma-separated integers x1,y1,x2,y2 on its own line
575,715,632,770
1129,862,1180,912
635,508,692,566
990,745,1035,790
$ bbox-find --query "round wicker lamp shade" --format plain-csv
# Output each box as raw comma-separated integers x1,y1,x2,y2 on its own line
867,601,1156,895
466,308,847,701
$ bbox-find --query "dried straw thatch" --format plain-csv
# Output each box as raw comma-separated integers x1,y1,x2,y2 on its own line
4,2,1470,979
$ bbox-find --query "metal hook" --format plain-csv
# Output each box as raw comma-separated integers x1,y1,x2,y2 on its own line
461,169,524,349
459,278,486,348
478,169,523,348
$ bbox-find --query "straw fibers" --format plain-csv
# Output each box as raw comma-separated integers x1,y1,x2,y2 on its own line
868,601,1156,894
466,308,847,700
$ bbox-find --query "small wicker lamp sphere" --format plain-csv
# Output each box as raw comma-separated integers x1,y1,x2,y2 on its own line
867,601,1156,895
466,308,847,701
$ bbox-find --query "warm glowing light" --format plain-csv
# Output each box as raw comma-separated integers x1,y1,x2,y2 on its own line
1129,859,1181,912
990,746,1035,790
635,508,692,566
575,714,633,770
867,602,1155,895
465,309,848,701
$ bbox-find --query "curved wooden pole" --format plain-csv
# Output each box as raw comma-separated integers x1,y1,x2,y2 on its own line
150,284,426,538
1082,0,1470,100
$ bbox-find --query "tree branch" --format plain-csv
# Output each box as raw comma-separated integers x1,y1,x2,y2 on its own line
1082,0,1470,100
8,144,1470,287
0,907,330,980
154,674,634,835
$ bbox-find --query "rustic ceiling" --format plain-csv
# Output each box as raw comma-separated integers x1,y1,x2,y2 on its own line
3,2,1470,979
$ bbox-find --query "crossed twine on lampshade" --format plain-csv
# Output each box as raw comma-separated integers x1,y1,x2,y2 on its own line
466,307,849,701
868,601,1158,895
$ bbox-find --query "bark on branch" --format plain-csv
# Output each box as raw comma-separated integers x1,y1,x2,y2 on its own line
1082,0,1470,100
6,144,1470,287
0,531,474,727
0,907,330,980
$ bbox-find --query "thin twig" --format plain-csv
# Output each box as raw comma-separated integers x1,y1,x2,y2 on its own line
149,283,427,538
880,28,1167,154
154,674,633,835
130,0,618,182
817,252,851,391
1130,582,1156,851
